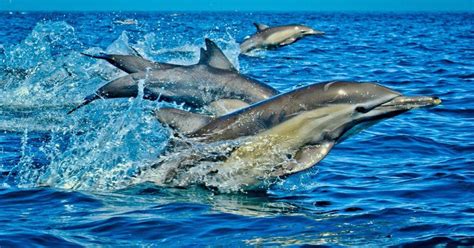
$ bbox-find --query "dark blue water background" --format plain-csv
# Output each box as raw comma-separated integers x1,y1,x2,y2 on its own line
0,12,473,246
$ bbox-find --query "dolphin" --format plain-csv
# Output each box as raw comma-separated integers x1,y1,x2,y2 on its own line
68,39,279,114
81,52,177,74
240,23,324,54
148,81,441,190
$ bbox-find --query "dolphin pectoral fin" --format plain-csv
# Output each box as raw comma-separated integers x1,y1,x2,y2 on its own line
155,107,214,134
206,99,249,116
253,23,270,32
294,142,334,167
67,94,100,114
275,142,335,177
279,37,297,47
293,142,335,173
199,39,237,72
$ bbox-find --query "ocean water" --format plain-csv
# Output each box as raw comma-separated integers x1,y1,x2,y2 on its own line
0,11,473,247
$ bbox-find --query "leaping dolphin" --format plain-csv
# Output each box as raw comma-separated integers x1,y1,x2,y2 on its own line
148,81,441,190
240,23,324,54
68,39,279,114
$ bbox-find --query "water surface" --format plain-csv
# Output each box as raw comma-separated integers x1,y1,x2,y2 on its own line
0,12,473,246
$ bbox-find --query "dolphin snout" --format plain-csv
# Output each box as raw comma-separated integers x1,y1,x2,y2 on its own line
306,29,325,35
381,95,441,110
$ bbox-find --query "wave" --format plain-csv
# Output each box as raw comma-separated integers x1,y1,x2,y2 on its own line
0,20,253,192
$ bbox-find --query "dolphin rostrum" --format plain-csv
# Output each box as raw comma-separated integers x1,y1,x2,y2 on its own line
240,23,324,54
68,39,279,114
147,81,441,190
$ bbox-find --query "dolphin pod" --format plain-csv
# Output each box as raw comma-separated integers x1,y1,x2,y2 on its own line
151,81,441,189
70,22,441,190
240,23,324,53
70,22,324,114
68,39,279,114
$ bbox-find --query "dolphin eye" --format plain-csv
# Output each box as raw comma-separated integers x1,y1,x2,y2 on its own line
355,106,369,113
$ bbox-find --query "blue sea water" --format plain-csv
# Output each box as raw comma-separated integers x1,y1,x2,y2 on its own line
0,11,473,247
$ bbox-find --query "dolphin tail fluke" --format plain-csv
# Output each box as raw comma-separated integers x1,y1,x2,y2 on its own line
80,52,112,60
81,45,144,60
67,94,100,114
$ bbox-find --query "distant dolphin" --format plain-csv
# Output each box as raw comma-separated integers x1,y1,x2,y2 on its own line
68,39,279,114
240,23,324,53
113,19,138,25
150,81,441,189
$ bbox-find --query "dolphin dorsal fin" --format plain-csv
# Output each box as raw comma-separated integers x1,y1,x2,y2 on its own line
155,108,213,134
198,38,237,72
254,23,269,32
